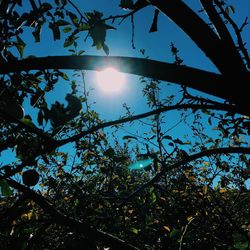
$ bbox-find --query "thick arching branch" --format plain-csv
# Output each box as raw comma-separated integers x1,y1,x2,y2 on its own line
1,55,249,113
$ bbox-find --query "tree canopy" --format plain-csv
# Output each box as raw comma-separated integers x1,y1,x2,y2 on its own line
0,0,250,249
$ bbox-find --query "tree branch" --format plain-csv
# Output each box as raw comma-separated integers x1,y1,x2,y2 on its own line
149,0,246,76
199,0,243,71
214,0,250,70
56,103,242,147
119,147,250,207
1,55,250,112
5,178,139,250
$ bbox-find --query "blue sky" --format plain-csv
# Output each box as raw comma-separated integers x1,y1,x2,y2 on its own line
1,1,250,180
18,0,250,115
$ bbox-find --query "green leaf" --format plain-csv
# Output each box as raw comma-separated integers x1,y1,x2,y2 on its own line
103,43,109,55
169,229,181,239
64,36,78,47
202,109,211,115
79,23,90,31
56,20,70,26
21,116,36,127
77,50,85,55
130,227,139,234
0,180,12,197
68,11,79,26
149,187,157,203
58,71,69,81
16,36,26,58
62,26,72,33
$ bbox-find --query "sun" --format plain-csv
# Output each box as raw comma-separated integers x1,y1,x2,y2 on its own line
96,67,125,94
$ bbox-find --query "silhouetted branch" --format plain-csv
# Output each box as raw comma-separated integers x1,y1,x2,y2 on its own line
119,147,250,207
214,0,250,70
149,0,246,75
5,178,139,250
200,0,243,71
57,103,241,147
2,55,250,111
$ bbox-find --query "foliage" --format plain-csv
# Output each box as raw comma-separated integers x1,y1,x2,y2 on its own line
0,0,250,249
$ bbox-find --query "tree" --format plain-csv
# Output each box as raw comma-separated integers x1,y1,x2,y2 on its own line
0,0,250,249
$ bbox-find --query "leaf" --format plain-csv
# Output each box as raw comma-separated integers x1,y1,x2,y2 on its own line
64,37,74,47
123,135,138,140
16,36,26,58
229,5,235,14
119,0,134,9
68,11,79,26
202,109,211,115
103,43,109,55
77,50,85,55
188,175,196,181
149,9,159,33
187,216,194,222
149,187,157,203
104,148,115,158
21,116,36,128
173,138,184,145
64,35,78,47
163,225,171,232
162,135,172,140
56,20,70,26
203,185,208,195
32,22,43,42
219,188,227,193
37,109,43,126
0,180,12,197
62,26,72,33
58,71,69,81
169,229,181,239
130,227,139,234
89,23,106,48
22,211,33,220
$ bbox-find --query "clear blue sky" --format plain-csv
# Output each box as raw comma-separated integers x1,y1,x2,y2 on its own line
19,0,250,118
2,1,250,175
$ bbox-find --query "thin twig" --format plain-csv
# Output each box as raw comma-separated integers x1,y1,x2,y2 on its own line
57,103,240,147
118,146,250,207
179,217,195,250
215,0,250,69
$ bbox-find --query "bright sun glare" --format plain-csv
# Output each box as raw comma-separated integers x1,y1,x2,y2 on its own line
96,67,125,94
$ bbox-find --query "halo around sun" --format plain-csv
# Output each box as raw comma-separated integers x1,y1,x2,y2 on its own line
96,67,126,94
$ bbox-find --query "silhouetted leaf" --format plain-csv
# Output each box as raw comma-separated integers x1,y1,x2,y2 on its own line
0,180,12,197
103,43,109,55
149,9,159,33
123,135,138,140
